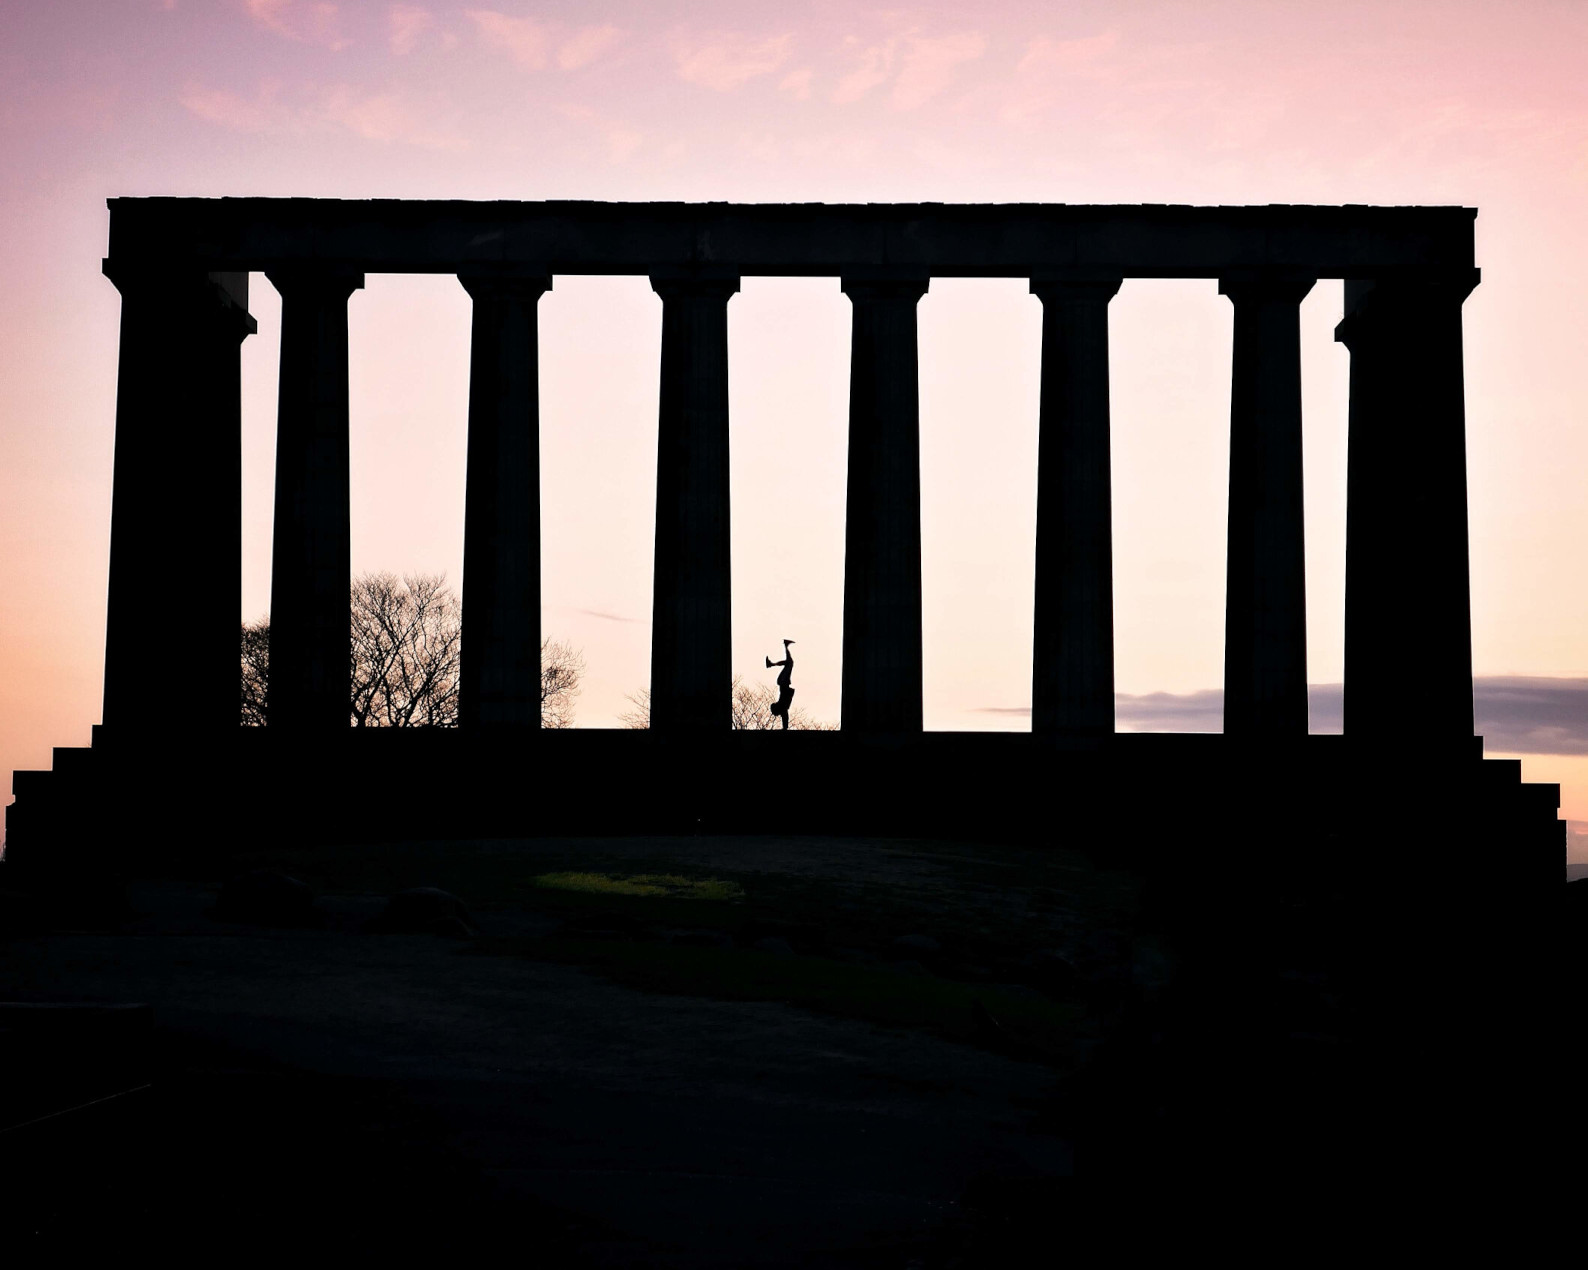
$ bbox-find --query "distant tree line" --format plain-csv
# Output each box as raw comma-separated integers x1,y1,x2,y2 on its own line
241,572,583,729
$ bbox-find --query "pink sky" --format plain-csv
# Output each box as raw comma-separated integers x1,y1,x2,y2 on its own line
3,1,1588,842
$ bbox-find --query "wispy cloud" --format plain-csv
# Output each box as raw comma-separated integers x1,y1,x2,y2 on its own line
987,29,1140,128
179,81,286,133
1118,688,1237,733
578,607,639,623
245,0,350,51
468,12,625,72
974,689,1232,730
673,32,792,91
891,31,986,109
387,4,433,55
554,103,643,161
180,79,468,149
778,67,813,100
1014,30,1121,81
831,36,894,105
558,24,625,71
319,85,465,147
830,29,987,109
974,677,1588,755
1472,677,1588,755
466,9,549,68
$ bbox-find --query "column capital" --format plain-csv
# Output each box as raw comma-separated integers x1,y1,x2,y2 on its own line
649,273,740,302
103,256,205,295
1335,268,1481,345
1218,273,1316,305
102,259,258,338
458,267,553,302
265,267,365,301
1030,276,1122,304
1368,266,1481,301
841,275,929,304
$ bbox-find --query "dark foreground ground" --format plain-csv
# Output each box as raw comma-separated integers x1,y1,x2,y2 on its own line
2,833,1575,1263
3,835,1143,1266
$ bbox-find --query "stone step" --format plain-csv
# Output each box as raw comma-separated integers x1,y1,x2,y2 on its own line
11,769,54,800
1475,757,1523,786
50,747,96,775
1514,781,1561,818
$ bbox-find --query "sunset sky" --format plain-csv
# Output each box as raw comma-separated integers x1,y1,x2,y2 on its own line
3,1,1587,851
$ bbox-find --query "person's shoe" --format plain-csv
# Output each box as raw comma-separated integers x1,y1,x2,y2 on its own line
765,656,774,668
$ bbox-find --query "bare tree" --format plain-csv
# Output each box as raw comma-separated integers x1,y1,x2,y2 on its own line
616,690,650,730
541,638,584,729
241,616,270,726
349,572,463,726
620,675,837,730
241,572,583,729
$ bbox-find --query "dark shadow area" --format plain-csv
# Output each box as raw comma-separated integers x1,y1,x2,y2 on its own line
2,1022,599,1260
2,792,1574,1259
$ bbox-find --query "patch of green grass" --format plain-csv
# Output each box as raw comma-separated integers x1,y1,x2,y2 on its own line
467,936,1085,1066
531,872,744,902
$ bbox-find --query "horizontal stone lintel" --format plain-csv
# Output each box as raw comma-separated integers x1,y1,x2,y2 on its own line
106,199,1476,278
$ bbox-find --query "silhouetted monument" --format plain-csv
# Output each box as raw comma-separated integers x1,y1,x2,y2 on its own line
766,640,796,729
3,201,1562,871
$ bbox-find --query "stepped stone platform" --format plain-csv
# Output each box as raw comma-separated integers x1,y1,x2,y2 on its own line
4,727,1564,876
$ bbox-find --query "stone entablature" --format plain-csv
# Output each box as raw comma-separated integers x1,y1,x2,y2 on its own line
107,199,1475,278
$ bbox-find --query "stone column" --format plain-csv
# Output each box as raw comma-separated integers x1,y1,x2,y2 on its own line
649,274,739,733
100,264,255,736
1336,270,1480,742
1220,275,1315,737
1030,278,1122,736
840,276,929,734
458,271,552,730
265,268,363,733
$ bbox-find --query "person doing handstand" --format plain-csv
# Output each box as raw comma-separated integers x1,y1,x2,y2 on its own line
765,639,796,730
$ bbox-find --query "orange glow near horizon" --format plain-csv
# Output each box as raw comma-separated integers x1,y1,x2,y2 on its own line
3,2,1588,843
